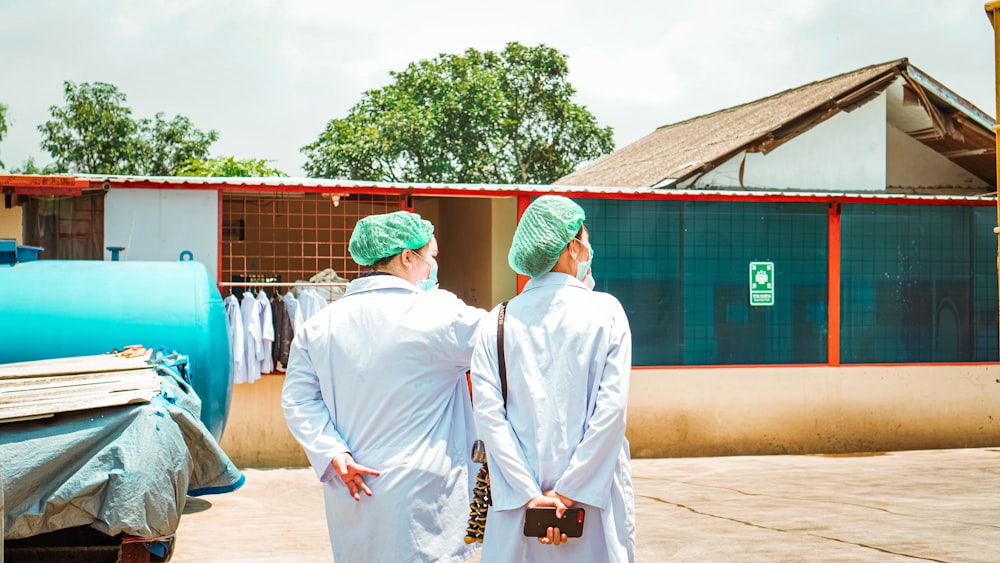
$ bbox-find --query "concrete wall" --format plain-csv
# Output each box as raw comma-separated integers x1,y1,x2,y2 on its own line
221,363,1000,467
105,189,218,278
415,196,518,310
628,364,1000,458
490,198,518,307
0,203,21,242
436,197,493,308
220,376,308,468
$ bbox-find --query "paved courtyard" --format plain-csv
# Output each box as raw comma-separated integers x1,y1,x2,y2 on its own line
172,448,1000,562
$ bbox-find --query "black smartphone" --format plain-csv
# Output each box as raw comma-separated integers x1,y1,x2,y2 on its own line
522,507,585,538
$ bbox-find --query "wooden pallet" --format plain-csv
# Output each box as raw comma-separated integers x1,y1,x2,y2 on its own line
0,352,162,424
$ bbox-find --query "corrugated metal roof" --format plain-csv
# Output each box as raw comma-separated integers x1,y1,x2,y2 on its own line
69,174,995,203
74,174,656,196
555,59,997,189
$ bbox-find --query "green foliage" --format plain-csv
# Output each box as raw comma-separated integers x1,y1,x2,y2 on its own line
136,113,219,176
0,102,9,169
302,42,615,184
38,81,218,175
178,156,287,177
10,156,60,175
38,82,138,174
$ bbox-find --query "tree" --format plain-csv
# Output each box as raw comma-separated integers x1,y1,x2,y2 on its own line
38,82,139,174
178,156,286,177
302,42,615,184
0,102,8,169
136,113,219,176
38,81,217,175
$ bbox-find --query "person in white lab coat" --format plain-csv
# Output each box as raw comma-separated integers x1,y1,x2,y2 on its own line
470,195,636,562
282,210,487,563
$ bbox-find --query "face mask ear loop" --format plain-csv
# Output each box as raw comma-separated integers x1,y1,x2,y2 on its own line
405,249,421,284
410,249,438,290
572,238,591,264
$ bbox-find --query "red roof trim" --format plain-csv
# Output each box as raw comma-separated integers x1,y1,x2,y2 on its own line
0,174,990,207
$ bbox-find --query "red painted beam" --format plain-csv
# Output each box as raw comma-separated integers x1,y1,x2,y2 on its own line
516,195,531,294
828,203,842,367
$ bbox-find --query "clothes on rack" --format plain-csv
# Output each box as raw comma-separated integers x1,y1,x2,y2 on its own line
283,291,304,333
223,294,245,385
271,295,294,371
238,290,263,384
257,290,275,374
223,285,338,381
295,288,327,321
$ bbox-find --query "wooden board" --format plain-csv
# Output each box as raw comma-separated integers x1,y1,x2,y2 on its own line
0,354,162,423
0,353,153,380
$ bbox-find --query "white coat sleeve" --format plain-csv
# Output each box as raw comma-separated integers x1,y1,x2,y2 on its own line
282,329,351,482
470,318,542,511
446,297,489,371
553,305,632,509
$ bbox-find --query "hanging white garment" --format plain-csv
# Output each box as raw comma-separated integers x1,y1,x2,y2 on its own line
282,274,488,563
239,290,263,384
283,291,304,333
257,289,274,374
300,288,325,321
223,294,246,385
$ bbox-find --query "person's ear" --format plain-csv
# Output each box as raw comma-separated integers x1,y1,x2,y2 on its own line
569,239,583,260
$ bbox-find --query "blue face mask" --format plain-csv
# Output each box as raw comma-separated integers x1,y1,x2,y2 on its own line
572,238,593,282
418,265,439,291
412,251,439,291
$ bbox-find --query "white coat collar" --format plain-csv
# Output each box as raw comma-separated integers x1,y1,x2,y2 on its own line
522,272,588,292
344,273,421,296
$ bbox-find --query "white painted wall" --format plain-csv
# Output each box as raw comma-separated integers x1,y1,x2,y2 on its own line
221,363,1000,466
696,91,888,191
0,204,21,243
628,364,1000,457
104,189,218,280
886,124,989,189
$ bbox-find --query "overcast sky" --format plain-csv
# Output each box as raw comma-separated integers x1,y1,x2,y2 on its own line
1,0,996,177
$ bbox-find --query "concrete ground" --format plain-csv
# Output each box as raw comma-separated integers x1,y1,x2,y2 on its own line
171,448,1000,562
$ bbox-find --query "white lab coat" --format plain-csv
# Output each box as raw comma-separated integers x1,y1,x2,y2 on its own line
223,294,246,385
470,273,636,563
283,291,305,332
257,290,274,374
239,291,263,384
282,274,487,563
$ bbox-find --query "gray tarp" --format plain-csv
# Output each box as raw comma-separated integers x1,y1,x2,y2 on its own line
0,350,244,540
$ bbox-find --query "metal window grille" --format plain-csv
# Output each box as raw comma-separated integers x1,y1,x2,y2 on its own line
22,192,105,260
221,192,405,285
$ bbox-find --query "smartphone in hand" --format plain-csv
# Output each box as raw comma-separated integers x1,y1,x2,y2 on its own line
522,507,585,538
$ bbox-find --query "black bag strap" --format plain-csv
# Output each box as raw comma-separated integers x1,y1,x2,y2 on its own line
497,301,509,408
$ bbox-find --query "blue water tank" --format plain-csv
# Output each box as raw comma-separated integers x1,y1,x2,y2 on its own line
0,260,232,439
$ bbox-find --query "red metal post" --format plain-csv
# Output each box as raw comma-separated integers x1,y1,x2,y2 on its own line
217,190,224,284
516,195,531,294
827,203,842,366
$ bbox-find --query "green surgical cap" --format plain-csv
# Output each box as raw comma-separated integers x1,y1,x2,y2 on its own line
349,211,435,266
508,195,586,277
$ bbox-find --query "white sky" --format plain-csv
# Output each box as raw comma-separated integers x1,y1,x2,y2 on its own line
1,0,996,177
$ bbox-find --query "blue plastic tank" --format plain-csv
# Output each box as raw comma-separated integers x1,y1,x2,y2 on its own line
0,259,232,439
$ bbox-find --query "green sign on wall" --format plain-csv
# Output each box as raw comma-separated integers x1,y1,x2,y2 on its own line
749,261,774,306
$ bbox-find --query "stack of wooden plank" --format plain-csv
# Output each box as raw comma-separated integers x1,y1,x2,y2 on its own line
0,350,162,424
